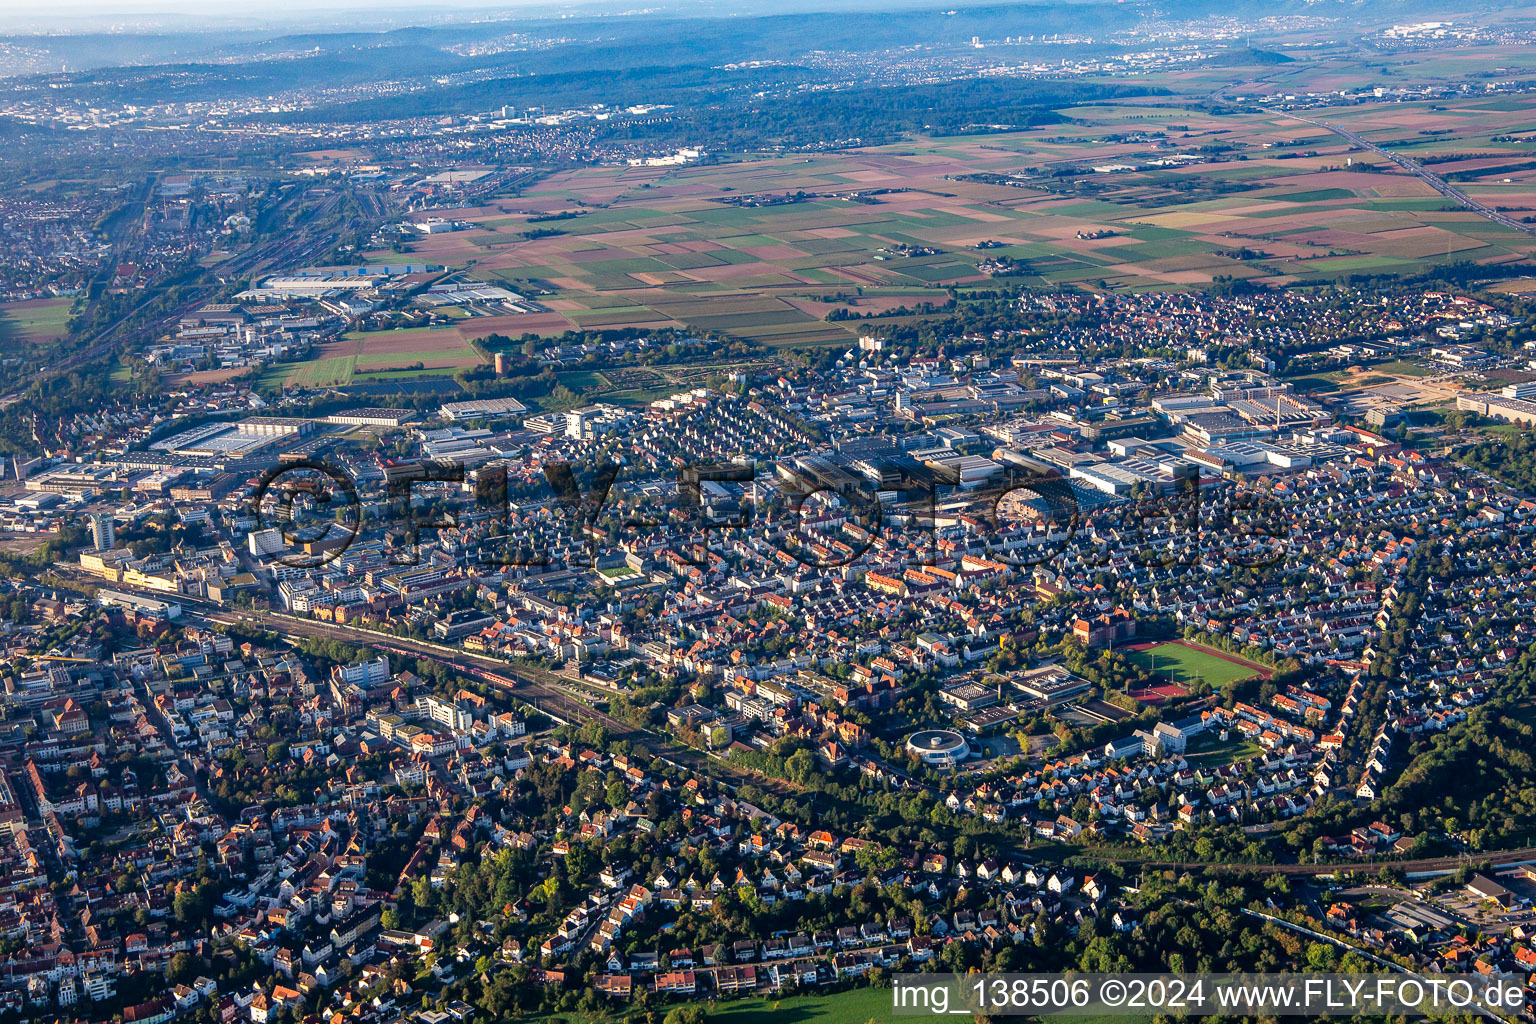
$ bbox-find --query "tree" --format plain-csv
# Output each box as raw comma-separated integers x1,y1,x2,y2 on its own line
412,876,434,911
1305,942,1337,971
174,887,209,925
663,1006,707,1024
166,952,197,985
785,748,815,785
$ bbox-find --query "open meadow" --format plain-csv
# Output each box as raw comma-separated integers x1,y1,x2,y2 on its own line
0,298,72,347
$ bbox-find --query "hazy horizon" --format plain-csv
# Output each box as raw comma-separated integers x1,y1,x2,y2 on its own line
0,0,1025,37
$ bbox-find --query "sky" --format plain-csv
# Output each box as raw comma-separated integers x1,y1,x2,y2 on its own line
0,0,567,9
0,0,1037,35
0,0,694,33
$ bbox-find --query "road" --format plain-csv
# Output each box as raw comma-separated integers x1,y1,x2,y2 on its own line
138,674,213,809
1277,110,1536,236
180,606,1536,873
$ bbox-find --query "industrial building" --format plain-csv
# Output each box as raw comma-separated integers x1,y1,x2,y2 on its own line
324,408,419,428
439,397,529,421
25,465,123,495
97,590,182,622
1459,393,1536,427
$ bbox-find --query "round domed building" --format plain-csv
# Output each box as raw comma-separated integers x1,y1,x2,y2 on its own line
904,729,969,768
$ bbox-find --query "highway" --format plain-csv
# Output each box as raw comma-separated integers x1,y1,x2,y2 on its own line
1278,110,1536,236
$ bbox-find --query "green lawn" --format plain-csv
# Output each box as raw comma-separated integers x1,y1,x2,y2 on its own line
0,298,72,345
1184,735,1263,768
712,987,894,1024
713,989,1156,1024
1283,376,1343,394
556,370,612,390
1473,422,1528,438
603,383,693,407
1125,642,1261,689
1374,360,1433,377
516,986,895,1024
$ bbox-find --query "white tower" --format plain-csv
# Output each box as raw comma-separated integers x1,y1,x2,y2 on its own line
90,514,115,552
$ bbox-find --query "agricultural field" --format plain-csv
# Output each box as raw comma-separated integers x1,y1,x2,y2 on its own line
0,298,72,346
1125,641,1267,689
361,85,1536,348
262,326,485,388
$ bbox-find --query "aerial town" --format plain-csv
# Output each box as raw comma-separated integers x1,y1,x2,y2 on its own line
5,0,1536,1022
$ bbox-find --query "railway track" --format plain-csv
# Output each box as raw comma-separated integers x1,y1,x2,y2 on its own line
1078,846,1536,877
6,190,346,401
193,604,791,795
59,575,1534,876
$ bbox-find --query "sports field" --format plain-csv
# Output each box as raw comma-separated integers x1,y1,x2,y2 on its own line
1125,641,1265,689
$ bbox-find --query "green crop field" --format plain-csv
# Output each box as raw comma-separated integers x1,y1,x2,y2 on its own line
265,355,358,387
353,348,477,365
346,89,1536,350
